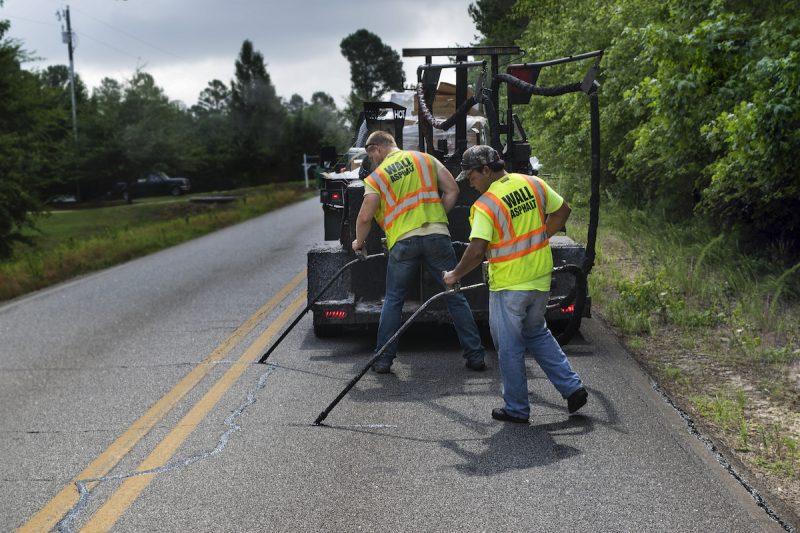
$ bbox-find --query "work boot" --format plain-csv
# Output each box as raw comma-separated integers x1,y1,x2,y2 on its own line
465,358,487,371
491,408,529,424
372,361,392,374
567,387,588,414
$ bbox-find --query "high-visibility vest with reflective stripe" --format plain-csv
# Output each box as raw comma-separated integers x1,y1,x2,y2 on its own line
364,150,448,249
470,173,553,289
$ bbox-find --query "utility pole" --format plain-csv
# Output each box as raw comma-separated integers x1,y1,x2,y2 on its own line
57,5,78,143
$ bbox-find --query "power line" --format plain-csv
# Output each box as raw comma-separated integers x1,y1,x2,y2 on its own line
3,13,60,28
3,11,141,62
70,5,185,61
74,29,143,61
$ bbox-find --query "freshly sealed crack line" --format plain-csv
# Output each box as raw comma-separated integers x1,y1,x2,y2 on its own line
335,424,399,429
56,364,277,533
651,380,795,533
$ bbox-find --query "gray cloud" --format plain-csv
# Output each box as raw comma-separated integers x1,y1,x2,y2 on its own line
2,0,480,107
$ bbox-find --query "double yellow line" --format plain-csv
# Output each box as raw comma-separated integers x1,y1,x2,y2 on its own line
19,271,307,532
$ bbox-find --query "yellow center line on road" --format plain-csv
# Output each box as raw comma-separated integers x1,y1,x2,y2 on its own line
17,270,307,533
82,290,307,532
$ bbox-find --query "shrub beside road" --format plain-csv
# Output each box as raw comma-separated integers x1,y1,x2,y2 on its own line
564,195,800,521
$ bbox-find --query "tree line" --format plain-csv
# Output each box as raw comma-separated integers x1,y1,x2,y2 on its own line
0,12,406,257
470,0,800,256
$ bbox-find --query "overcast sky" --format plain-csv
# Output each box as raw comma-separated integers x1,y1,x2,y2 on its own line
1,0,482,108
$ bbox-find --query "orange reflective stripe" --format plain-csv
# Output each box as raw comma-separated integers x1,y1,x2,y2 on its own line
476,191,516,242
488,239,550,263
371,167,398,205
383,184,436,227
503,225,547,246
484,190,515,238
474,199,508,242
409,151,435,189
477,175,552,263
521,174,547,226
379,153,435,224
384,191,441,229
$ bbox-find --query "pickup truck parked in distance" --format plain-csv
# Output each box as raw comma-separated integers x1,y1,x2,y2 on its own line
120,172,191,202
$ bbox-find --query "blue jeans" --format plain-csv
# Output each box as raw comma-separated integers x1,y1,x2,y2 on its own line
489,289,583,418
376,234,485,365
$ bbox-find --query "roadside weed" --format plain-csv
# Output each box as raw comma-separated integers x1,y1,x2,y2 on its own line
561,193,800,486
691,392,744,432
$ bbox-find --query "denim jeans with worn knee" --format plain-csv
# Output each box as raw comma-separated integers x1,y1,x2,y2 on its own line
375,234,485,365
489,289,583,418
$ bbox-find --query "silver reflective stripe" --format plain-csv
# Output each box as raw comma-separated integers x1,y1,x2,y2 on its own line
414,152,433,188
368,171,396,207
488,230,548,259
482,175,548,260
520,174,547,225
476,196,512,241
383,190,440,227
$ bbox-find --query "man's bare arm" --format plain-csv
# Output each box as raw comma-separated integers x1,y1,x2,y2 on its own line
546,201,571,238
436,164,460,213
353,193,380,251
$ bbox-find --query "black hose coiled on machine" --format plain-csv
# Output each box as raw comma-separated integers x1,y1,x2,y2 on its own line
416,76,585,154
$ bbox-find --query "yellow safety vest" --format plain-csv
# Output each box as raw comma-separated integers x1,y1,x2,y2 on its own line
470,173,552,289
364,150,448,249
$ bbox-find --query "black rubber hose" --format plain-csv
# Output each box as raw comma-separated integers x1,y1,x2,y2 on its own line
415,84,479,131
257,252,385,364
313,281,487,425
491,74,583,98
582,90,601,275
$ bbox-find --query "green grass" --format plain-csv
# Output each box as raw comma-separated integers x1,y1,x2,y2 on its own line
1,183,315,303
557,174,800,481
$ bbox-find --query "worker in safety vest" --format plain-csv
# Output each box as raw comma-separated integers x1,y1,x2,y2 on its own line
443,145,587,422
353,131,486,374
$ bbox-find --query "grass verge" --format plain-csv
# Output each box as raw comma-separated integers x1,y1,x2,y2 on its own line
0,183,315,303
561,181,800,517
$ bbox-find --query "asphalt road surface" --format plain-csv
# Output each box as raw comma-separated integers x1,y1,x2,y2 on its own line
1,197,790,532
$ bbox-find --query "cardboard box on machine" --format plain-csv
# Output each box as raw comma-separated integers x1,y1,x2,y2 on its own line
414,82,479,117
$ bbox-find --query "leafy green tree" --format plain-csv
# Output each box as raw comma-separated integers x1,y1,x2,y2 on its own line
118,70,197,180
340,29,405,126
275,91,350,179
229,39,285,183
190,79,235,190
286,93,306,114
508,0,800,252
468,0,528,45
0,17,69,256
699,15,800,245
36,64,88,109
70,70,198,198
73,77,127,197
194,79,230,115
